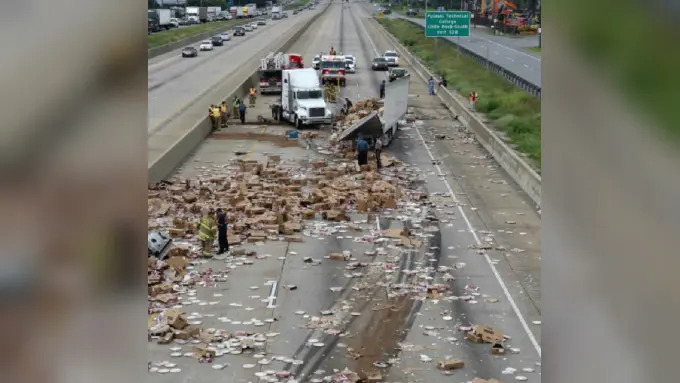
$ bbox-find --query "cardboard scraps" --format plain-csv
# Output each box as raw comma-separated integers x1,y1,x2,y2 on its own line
165,309,188,330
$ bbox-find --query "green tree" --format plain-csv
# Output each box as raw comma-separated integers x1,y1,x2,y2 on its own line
148,0,157,9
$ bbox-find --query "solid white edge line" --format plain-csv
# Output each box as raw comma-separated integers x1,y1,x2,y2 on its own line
266,281,278,308
357,7,542,358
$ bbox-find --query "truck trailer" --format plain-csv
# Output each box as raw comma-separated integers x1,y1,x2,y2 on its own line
334,74,410,146
246,3,257,18
148,9,172,31
198,7,208,23
185,6,199,23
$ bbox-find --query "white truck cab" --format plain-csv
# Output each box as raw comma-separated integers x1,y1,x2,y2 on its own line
280,68,332,129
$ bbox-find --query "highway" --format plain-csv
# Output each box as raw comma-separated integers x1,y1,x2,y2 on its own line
147,9,321,166
148,2,541,382
387,13,541,87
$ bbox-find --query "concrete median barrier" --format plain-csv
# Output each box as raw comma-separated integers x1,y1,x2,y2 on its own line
148,4,331,183
369,18,542,208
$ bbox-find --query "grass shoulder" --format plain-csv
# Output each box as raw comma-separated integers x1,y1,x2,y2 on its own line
378,18,541,168
148,20,240,50
284,0,311,10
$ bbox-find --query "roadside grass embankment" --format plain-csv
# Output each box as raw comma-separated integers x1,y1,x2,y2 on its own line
284,0,311,10
148,20,241,50
379,18,541,167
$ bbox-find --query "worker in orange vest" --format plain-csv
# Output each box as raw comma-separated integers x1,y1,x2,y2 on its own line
249,87,257,107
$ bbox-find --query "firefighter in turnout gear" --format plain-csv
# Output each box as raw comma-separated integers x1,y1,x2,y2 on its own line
329,46,336,55
249,88,257,107
198,208,218,257
220,101,228,128
232,96,239,119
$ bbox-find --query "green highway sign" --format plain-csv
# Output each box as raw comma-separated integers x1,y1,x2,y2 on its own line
425,11,471,37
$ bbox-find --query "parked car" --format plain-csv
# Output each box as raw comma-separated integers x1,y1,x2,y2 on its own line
388,67,408,82
383,50,399,66
234,26,245,36
371,57,389,71
282,12,288,18
293,10,299,15
211,36,223,46
169,18,180,28
178,18,189,26
181,46,198,57
199,40,214,51
220,32,231,41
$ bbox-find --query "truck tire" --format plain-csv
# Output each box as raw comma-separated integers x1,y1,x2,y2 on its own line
295,115,302,130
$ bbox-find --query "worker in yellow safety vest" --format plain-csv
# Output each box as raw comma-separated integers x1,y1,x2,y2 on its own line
208,104,220,131
329,46,336,55
220,101,228,128
198,208,218,257
232,96,240,119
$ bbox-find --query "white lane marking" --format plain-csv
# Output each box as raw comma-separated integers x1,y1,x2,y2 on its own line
413,126,542,358
524,64,530,68
360,9,542,357
376,216,380,230
266,281,278,308
505,56,514,61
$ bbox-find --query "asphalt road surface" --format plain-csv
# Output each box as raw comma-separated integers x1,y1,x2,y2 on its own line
387,13,541,87
148,2,541,382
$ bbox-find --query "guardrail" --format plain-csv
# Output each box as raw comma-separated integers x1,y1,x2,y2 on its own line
397,17,541,98
371,17,542,208
148,4,331,183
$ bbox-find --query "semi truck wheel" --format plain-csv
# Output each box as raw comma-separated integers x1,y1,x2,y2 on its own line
295,115,302,130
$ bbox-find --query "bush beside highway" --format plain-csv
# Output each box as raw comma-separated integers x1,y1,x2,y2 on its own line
379,18,541,167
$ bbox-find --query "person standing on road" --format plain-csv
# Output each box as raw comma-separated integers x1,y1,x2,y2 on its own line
249,87,257,107
379,80,386,99
374,136,383,170
356,135,369,168
209,104,220,131
232,96,239,119
198,209,217,258
428,77,435,95
216,208,229,254
238,101,247,124
220,101,228,128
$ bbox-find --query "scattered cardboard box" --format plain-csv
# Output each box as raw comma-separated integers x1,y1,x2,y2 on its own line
437,359,465,370
165,309,187,330
466,325,505,344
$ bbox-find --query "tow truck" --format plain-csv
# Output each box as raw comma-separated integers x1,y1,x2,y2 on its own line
319,55,346,87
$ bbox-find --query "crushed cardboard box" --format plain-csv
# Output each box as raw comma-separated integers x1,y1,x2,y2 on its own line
466,325,505,344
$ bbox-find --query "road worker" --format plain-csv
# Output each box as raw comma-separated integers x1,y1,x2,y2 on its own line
216,208,229,254
374,135,384,170
232,96,239,119
379,80,386,99
209,104,220,130
329,46,336,55
238,100,247,124
249,87,257,106
220,101,228,128
198,208,217,257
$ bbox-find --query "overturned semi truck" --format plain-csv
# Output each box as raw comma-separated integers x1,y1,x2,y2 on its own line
334,74,410,147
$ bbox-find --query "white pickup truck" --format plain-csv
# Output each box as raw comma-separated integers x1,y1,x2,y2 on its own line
276,68,333,129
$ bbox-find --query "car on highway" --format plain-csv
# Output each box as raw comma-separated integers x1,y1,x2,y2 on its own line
234,26,245,36
383,50,399,66
312,54,322,70
251,22,258,29
220,32,231,41
244,24,253,31
293,10,299,15
199,40,214,51
181,46,198,58
257,18,266,25
211,36,223,46
388,67,408,82
169,18,180,28
178,18,189,26
282,12,288,18
344,55,356,73
371,56,389,71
